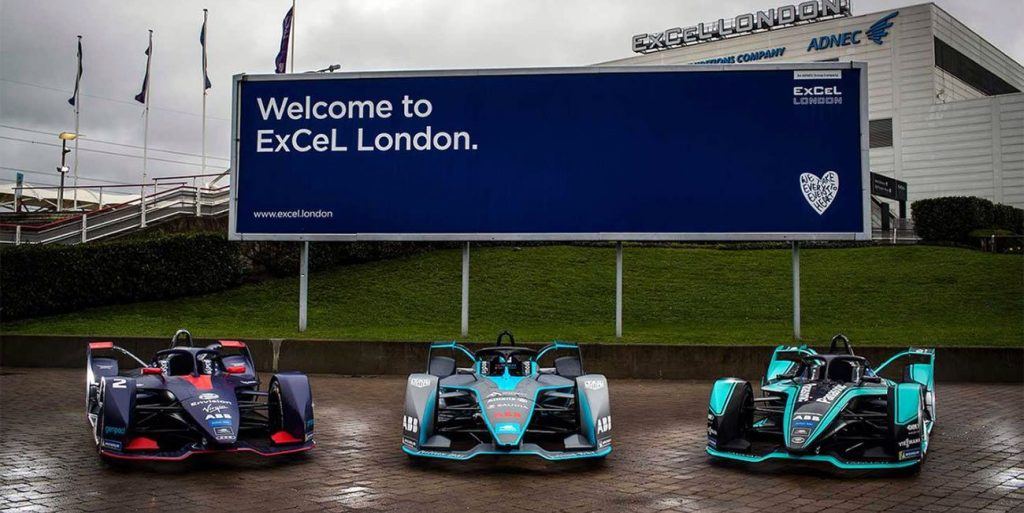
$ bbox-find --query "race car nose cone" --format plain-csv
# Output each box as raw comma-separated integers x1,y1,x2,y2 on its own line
183,391,240,444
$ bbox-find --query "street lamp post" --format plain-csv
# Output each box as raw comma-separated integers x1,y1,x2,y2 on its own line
57,132,77,212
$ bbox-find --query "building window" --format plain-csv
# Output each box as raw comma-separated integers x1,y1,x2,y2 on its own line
934,37,1020,96
870,119,893,148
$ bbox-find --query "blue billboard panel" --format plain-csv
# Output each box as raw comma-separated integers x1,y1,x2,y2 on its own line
230,64,868,240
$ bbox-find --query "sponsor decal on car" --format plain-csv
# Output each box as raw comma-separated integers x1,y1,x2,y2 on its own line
198,393,219,400
596,416,612,434
817,384,847,404
495,423,520,434
798,384,814,402
202,404,229,414
188,398,232,408
409,377,432,388
898,448,921,460
793,414,821,422
402,415,419,433
583,379,605,391
103,425,126,436
897,437,921,448
101,439,122,450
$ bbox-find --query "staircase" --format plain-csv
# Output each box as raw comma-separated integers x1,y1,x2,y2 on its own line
0,184,229,245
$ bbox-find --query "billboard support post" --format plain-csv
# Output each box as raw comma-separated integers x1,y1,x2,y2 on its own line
615,242,623,339
792,241,801,341
299,241,309,332
461,242,470,338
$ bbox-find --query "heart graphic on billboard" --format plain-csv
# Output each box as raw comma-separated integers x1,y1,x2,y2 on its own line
799,171,839,215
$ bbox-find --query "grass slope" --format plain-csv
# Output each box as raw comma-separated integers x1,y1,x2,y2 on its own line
5,245,1021,346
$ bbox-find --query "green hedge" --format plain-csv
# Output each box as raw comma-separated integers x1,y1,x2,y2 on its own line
0,234,443,320
0,233,246,320
911,196,1023,244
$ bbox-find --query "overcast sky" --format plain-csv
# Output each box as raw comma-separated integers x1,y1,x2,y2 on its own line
2,0,1022,188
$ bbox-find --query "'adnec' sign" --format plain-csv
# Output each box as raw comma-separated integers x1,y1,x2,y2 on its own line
633,0,851,54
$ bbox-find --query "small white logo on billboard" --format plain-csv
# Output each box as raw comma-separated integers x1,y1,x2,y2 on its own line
800,171,839,215
409,377,432,388
794,70,842,80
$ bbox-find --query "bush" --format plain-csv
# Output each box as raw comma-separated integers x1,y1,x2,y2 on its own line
0,233,245,320
992,203,1024,234
910,196,1024,243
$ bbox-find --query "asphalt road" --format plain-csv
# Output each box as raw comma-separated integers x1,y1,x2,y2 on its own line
1,369,1021,512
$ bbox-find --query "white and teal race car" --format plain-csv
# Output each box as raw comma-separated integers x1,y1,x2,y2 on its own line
402,331,612,461
707,335,935,471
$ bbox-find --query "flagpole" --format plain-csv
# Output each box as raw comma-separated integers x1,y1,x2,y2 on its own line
201,9,208,179
141,29,152,227
290,0,296,73
72,35,81,210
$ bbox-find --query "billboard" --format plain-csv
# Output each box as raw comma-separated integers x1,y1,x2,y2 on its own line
229,63,869,241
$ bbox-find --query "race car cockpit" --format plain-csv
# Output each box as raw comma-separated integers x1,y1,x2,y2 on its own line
475,331,536,376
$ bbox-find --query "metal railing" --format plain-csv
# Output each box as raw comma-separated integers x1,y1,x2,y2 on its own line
0,183,229,245
871,218,919,243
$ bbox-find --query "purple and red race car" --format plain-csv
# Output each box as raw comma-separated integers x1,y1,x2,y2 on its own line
86,329,314,461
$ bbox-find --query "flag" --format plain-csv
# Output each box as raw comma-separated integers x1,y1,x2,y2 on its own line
135,30,153,104
68,36,82,106
200,10,211,90
275,6,293,73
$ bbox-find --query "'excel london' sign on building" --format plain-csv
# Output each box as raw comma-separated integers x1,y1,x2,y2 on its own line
632,0,851,54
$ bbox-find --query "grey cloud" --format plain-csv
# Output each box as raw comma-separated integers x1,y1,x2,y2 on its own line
2,0,1021,186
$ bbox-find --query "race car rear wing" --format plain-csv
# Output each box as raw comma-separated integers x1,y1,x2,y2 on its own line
873,348,935,388
87,341,147,367
87,341,148,386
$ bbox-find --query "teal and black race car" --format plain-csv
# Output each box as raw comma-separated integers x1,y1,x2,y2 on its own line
401,331,612,461
707,335,935,471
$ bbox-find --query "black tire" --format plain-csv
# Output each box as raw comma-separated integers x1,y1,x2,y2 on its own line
93,385,105,446
714,381,754,451
268,380,284,434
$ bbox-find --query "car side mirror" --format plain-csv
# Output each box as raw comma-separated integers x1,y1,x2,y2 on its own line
226,365,246,374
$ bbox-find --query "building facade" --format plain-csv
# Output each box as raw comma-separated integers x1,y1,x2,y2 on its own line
605,2,1024,215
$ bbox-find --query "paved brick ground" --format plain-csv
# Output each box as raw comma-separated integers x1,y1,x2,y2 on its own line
1,368,1021,513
